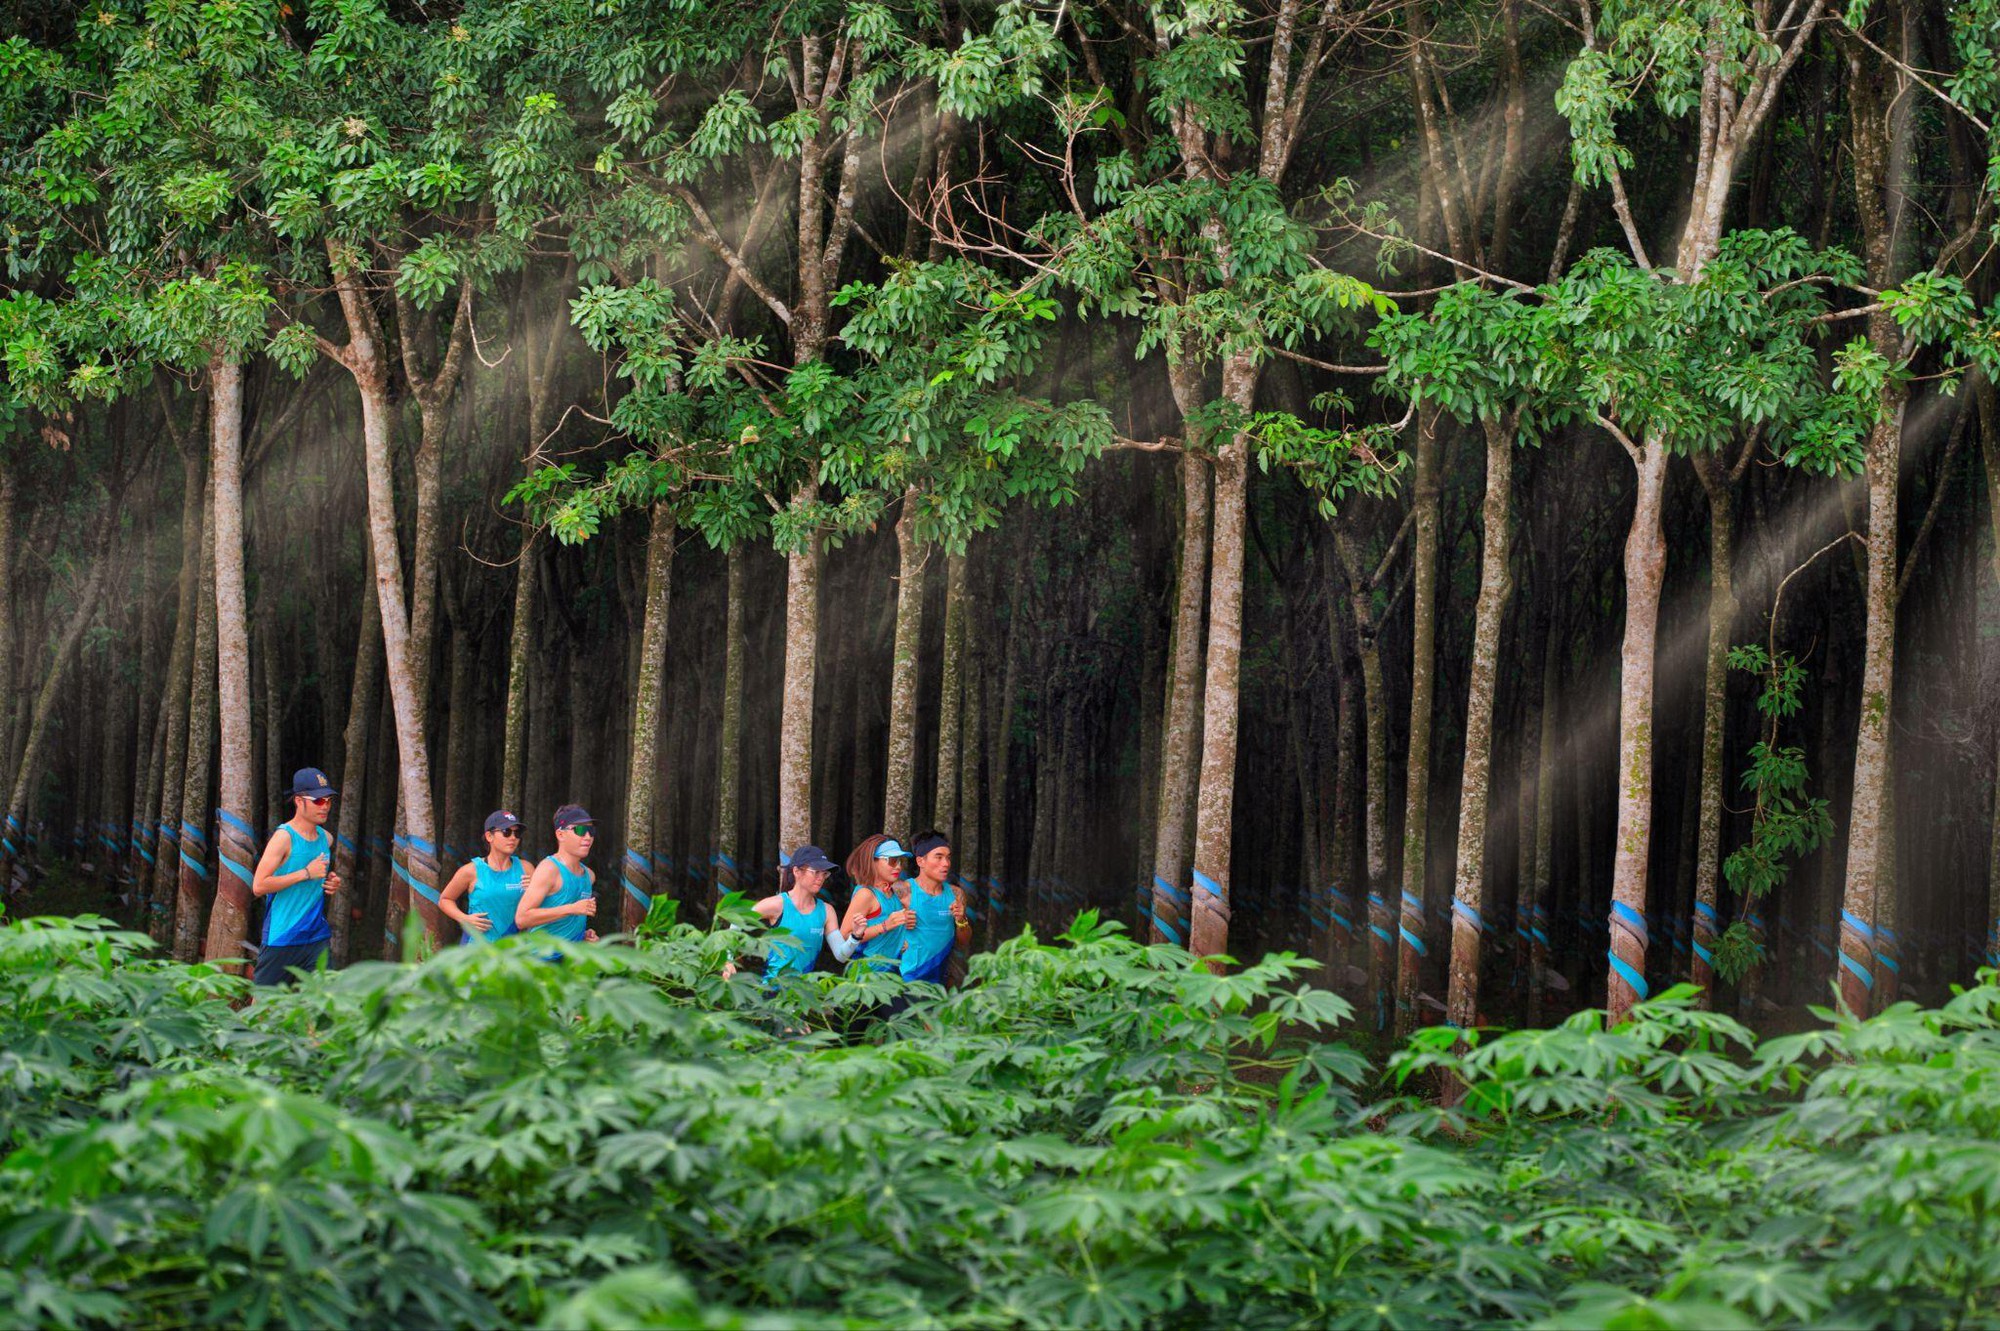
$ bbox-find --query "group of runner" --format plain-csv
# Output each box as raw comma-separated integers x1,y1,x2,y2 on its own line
248,766,971,990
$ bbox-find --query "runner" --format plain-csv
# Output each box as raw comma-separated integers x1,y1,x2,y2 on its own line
841,834,916,971
899,830,970,985
516,804,600,947
439,811,528,943
722,845,857,981
248,767,341,986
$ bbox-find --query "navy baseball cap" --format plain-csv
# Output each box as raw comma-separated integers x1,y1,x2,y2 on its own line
288,768,337,799
484,811,524,834
789,844,837,872
554,805,594,831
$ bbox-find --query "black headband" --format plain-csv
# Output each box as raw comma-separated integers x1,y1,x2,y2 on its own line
912,832,950,858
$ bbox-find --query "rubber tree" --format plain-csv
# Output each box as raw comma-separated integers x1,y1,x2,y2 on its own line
1557,0,1831,1023
1032,0,1388,961
1374,284,1543,1038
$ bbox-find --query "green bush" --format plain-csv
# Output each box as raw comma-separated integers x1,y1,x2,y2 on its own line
3,910,1998,1329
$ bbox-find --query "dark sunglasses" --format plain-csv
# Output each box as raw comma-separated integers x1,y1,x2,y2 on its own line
493,825,523,837
564,824,595,838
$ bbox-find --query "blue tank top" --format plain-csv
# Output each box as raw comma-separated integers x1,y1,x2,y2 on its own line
900,878,957,983
263,823,331,949
766,891,830,979
535,857,592,943
464,855,525,942
855,881,910,970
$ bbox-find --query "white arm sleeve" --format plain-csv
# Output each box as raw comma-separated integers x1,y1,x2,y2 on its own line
826,920,859,963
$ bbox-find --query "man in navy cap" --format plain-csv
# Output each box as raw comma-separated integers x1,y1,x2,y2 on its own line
248,767,341,986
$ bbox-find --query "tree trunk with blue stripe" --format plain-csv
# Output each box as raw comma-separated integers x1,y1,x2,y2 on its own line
328,251,445,954
150,445,204,945
1189,350,1258,963
1689,452,1737,1007
622,501,675,933
1397,411,1442,1038
1150,426,1209,948
173,483,218,964
1446,417,1513,1036
0,498,115,895
202,355,258,974
1605,441,1668,1027
1838,29,1908,1019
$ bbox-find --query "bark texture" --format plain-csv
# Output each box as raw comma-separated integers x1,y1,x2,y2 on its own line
1606,442,1670,1026
203,356,258,972
1189,352,1259,961
1150,447,1210,945
884,499,926,833
1397,413,1443,1037
1445,419,1513,1033
621,502,675,932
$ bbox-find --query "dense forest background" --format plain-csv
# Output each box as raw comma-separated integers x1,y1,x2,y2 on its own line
3,0,1999,1034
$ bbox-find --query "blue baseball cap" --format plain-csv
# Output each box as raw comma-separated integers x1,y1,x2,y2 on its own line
288,768,336,799
875,839,910,859
484,810,524,834
789,844,837,872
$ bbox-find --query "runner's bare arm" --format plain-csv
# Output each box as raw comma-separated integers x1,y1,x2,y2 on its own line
437,863,488,932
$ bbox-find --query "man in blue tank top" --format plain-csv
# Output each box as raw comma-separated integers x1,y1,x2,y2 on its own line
249,768,341,986
517,804,601,947
900,830,971,985
439,811,529,942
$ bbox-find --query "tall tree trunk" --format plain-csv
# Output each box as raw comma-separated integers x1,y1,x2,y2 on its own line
1840,29,1909,1016
778,510,823,857
150,449,205,944
934,549,969,840
1398,413,1444,1037
1606,442,1671,1025
714,543,746,895
327,256,444,951
1150,445,1210,945
203,357,258,972
1446,419,1513,1032
174,493,218,963
1189,352,1259,961
883,498,925,833
1689,453,1738,1005
501,534,536,813
330,571,381,968
621,502,675,932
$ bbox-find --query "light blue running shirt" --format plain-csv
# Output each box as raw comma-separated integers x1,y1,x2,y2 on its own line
464,855,526,942
534,857,593,943
900,879,958,984
766,892,831,979
855,881,909,971
264,823,332,949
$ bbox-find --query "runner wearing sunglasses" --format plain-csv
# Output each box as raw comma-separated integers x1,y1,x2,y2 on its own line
516,804,599,945
439,811,529,942
248,767,341,986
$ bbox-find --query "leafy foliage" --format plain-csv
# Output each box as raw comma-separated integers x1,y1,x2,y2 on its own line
6,913,2000,1327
